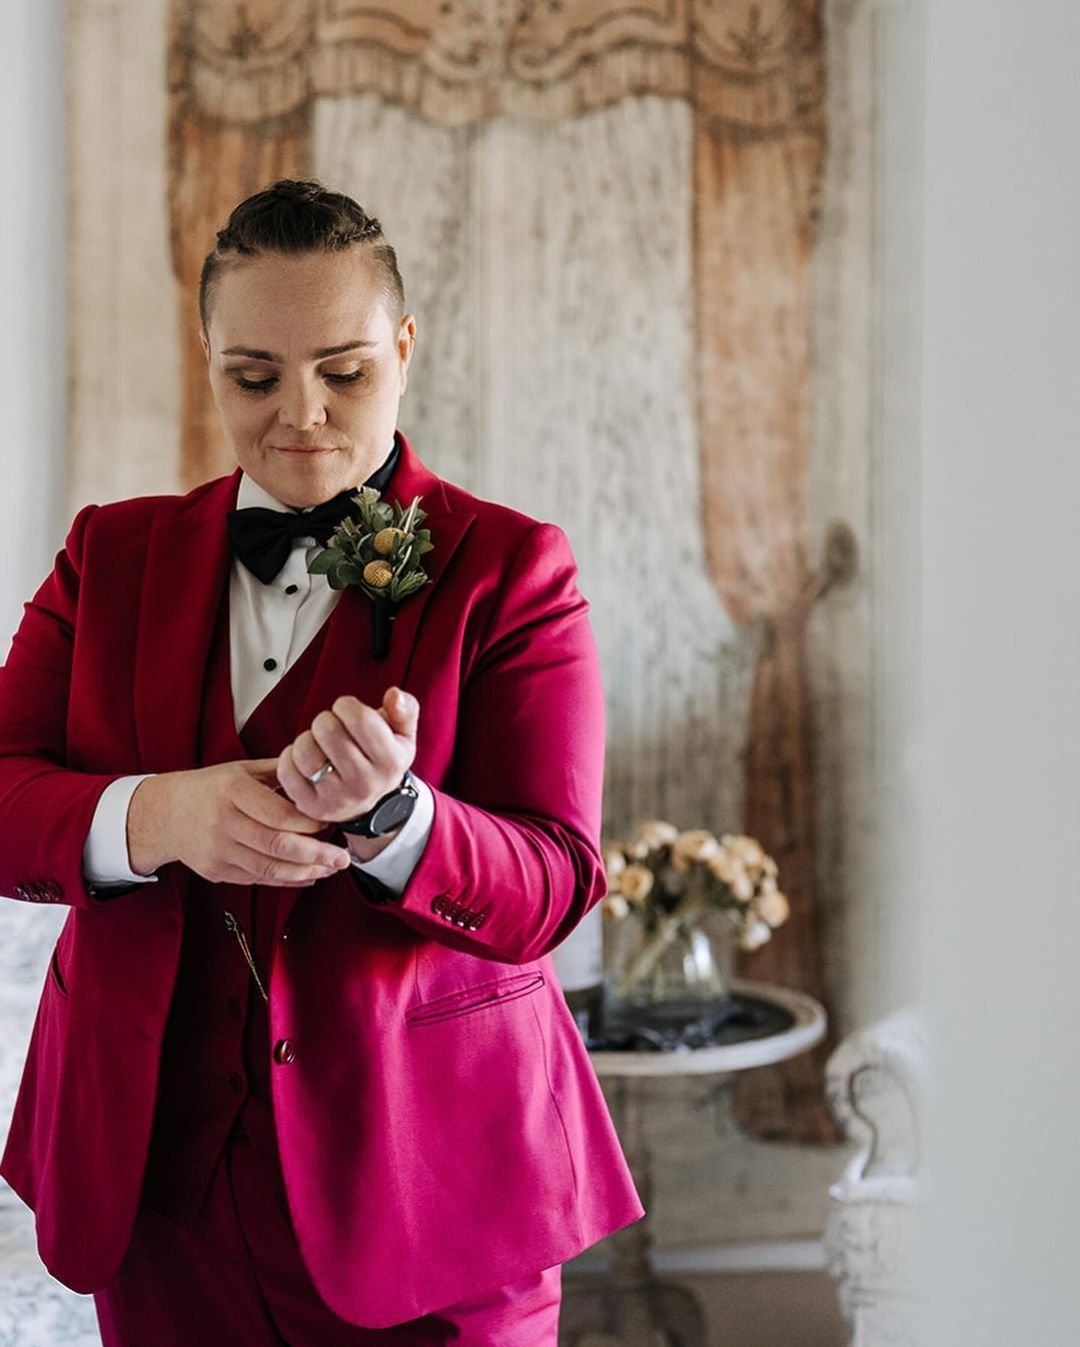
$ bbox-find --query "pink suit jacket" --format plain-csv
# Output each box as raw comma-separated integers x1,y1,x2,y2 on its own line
0,433,643,1328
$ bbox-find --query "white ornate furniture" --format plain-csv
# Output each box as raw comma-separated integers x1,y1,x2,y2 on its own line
824,1008,927,1347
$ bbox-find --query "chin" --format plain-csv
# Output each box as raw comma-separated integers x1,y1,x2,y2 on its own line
266,452,357,507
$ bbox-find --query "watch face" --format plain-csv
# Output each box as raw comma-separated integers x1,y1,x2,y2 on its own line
371,791,417,834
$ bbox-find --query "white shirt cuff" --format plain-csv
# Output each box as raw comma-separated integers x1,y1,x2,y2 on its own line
83,775,159,886
349,776,434,895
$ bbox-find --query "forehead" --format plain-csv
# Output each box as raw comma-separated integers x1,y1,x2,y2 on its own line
208,249,392,351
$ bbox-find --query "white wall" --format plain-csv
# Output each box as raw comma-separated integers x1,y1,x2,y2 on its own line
0,0,66,657
917,1,1080,1340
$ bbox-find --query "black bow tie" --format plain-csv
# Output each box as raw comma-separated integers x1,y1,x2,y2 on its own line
227,439,400,583
227,489,359,584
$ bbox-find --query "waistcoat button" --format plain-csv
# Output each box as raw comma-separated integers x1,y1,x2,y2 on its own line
228,1071,245,1094
273,1038,296,1065
227,997,242,1019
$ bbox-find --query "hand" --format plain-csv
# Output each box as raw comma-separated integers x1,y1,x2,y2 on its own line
127,760,353,887
276,687,419,825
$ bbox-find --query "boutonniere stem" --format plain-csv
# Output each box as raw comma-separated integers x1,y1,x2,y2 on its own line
308,487,434,661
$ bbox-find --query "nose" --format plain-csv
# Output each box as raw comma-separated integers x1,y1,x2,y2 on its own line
277,372,327,432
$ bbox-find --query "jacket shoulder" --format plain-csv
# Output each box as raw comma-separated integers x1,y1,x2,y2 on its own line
438,478,568,552
77,474,236,547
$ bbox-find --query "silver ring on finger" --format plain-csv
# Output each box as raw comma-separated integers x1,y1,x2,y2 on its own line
306,760,336,787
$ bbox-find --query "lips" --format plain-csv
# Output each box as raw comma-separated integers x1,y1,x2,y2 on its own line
271,444,337,453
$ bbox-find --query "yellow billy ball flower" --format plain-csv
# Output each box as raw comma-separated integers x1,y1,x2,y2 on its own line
373,527,404,556
363,560,394,589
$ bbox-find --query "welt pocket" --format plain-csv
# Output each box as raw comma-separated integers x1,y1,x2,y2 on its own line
49,947,69,997
406,972,545,1026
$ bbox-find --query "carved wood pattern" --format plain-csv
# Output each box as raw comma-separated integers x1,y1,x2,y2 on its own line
162,0,838,1139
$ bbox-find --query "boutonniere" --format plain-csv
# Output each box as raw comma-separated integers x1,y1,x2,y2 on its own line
308,488,434,660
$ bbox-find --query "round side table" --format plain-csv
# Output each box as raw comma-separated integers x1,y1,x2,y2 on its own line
562,980,827,1347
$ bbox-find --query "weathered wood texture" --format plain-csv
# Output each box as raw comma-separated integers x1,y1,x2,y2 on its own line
67,0,180,509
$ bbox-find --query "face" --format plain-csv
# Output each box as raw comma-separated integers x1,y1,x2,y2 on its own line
200,248,415,508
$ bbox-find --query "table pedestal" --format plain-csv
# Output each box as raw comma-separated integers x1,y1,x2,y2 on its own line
560,981,828,1347
561,1077,707,1347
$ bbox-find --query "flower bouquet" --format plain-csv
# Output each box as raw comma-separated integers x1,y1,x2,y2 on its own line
601,821,790,1035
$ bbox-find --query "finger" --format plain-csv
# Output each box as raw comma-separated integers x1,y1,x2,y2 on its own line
230,810,352,872
329,697,399,762
309,709,381,779
226,840,349,887
276,742,335,811
239,758,282,785
232,771,327,834
381,687,420,739
289,729,330,781
215,860,333,889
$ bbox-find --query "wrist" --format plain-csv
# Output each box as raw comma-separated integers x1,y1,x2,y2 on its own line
126,773,179,876
343,829,400,864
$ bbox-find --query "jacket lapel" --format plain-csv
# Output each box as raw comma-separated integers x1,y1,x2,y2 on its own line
133,472,240,773
296,442,476,725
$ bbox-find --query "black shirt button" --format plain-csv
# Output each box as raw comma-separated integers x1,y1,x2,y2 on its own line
227,997,242,1019
263,657,278,672
228,1071,245,1094
284,584,299,595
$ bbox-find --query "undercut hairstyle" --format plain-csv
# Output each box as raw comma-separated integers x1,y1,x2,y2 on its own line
199,179,406,330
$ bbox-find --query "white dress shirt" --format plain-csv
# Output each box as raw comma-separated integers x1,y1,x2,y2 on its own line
82,469,434,893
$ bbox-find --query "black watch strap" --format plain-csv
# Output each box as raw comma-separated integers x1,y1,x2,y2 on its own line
339,771,419,838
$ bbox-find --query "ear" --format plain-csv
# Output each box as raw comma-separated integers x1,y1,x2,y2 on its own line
198,329,211,363
398,315,416,395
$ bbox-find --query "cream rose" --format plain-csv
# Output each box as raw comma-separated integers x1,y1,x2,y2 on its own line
731,869,755,903
619,863,654,904
634,819,680,851
604,847,627,888
754,889,790,928
739,917,772,952
672,829,720,870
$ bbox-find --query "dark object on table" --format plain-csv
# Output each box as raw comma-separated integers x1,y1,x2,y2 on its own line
586,992,795,1053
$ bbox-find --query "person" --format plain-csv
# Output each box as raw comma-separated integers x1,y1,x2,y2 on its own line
0,179,642,1346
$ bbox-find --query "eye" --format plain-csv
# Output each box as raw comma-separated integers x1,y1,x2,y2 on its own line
324,370,364,384
234,375,276,393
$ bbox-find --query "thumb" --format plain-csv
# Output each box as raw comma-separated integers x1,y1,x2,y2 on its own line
382,686,419,739
239,758,284,790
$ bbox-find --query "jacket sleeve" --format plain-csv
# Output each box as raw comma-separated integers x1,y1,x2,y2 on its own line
352,520,609,964
0,504,131,909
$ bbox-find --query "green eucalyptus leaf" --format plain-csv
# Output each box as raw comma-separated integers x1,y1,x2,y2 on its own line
308,551,336,574
391,571,428,601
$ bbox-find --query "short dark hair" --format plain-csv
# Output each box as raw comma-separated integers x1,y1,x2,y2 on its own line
199,179,405,330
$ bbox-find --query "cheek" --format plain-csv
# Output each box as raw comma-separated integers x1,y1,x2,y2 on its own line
215,386,268,438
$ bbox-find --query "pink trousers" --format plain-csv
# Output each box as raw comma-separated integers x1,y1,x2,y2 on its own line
93,1128,561,1346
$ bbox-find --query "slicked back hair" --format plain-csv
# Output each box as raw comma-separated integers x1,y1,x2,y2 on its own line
199,179,405,331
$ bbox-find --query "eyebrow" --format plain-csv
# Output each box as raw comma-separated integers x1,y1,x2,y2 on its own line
220,341,378,361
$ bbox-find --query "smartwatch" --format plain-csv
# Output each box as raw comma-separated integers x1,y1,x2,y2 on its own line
339,771,420,838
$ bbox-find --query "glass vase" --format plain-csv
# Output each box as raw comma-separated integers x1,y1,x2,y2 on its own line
602,904,736,1040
